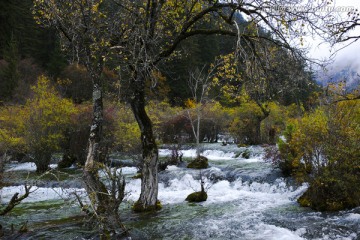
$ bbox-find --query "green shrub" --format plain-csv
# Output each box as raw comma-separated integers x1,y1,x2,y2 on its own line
277,101,360,211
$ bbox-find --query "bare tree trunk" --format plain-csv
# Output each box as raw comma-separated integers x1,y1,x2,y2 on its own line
254,119,262,144
187,107,202,158
84,79,103,172
130,75,160,212
0,152,5,186
83,68,104,180
196,109,201,157
82,68,128,237
34,152,52,173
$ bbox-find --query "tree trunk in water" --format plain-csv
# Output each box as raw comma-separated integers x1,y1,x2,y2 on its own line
254,102,270,145
82,70,127,237
34,152,51,173
254,112,270,144
196,113,201,157
254,119,262,145
84,79,103,172
130,75,160,212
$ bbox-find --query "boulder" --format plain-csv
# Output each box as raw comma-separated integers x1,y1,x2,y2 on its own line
241,149,251,159
298,177,360,211
185,191,207,202
187,156,208,169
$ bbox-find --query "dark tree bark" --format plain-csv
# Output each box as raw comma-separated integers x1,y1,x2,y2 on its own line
82,66,128,237
32,0,130,237
34,152,51,173
130,75,160,211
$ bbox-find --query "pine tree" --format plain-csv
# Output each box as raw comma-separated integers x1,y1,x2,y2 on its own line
0,36,20,101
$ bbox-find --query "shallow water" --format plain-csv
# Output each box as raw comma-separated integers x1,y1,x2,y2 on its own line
1,143,359,239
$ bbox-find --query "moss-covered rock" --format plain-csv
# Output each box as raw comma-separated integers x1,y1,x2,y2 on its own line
132,173,142,179
237,143,248,148
298,176,360,211
234,152,241,158
185,191,207,202
132,200,162,212
298,188,347,211
241,149,251,159
187,156,208,169
297,193,311,208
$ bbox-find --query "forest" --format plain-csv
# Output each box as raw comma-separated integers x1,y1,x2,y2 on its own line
0,0,359,239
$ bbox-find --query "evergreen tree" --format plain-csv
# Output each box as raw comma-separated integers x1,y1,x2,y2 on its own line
0,36,19,101
0,0,66,78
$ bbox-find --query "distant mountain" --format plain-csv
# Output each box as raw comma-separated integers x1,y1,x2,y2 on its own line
315,66,360,92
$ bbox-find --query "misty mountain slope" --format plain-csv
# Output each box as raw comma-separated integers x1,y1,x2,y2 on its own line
316,66,360,91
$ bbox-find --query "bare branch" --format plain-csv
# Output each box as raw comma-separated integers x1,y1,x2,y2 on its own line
0,184,34,216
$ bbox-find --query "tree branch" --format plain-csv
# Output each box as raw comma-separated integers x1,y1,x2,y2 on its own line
0,185,34,216
156,29,237,64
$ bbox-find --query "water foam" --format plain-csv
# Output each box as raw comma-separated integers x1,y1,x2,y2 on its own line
98,166,138,178
159,146,265,162
124,171,307,207
6,162,58,172
345,213,360,221
0,185,86,203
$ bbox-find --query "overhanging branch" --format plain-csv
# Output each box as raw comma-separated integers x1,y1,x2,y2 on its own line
156,29,237,64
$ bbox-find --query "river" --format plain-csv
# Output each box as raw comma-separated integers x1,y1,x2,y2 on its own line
1,143,359,239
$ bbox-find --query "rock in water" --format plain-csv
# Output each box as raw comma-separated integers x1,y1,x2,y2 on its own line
187,156,208,169
185,191,207,202
241,149,251,159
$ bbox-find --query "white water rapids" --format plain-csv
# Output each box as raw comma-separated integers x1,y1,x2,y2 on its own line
1,144,359,239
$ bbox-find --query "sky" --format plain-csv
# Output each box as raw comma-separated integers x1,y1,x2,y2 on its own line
307,0,360,73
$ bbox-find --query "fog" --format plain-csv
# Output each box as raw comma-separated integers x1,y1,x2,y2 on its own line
308,0,360,74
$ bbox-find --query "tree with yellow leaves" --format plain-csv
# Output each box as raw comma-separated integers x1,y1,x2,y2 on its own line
0,76,77,173
22,76,77,173
34,0,350,222
274,97,360,211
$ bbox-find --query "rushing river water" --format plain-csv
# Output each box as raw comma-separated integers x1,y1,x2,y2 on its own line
1,144,359,239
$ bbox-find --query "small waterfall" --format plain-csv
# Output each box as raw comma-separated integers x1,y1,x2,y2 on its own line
2,144,359,240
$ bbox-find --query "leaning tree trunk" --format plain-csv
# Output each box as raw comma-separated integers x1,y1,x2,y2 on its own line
130,75,160,212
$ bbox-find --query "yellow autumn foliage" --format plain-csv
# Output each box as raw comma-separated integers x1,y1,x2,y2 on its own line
23,76,77,153
111,102,141,153
0,76,77,171
184,98,196,109
277,100,360,210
